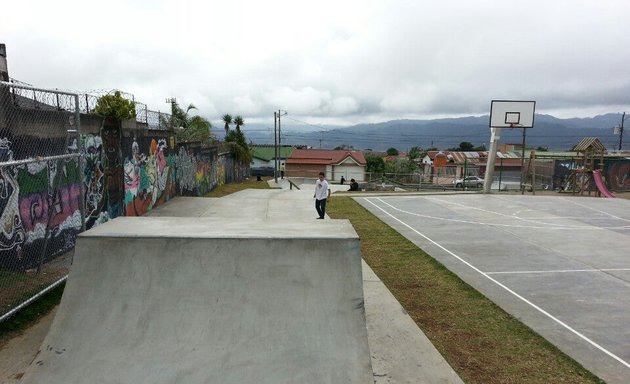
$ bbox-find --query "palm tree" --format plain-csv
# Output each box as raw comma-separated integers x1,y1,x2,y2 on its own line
171,102,213,143
184,115,212,143
233,115,244,132
171,102,197,128
222,114,232,138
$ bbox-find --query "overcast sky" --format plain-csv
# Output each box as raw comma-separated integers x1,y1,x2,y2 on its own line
2,0,629,127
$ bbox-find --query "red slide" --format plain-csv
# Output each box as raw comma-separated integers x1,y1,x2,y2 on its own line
593,170,615,198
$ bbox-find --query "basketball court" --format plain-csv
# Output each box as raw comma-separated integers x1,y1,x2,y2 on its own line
356,193,630,384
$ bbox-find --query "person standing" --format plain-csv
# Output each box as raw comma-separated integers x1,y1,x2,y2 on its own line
280,162,285,179
314,172,331,219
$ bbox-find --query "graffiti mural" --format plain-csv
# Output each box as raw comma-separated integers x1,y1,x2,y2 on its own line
175,145,215,196
82,134,108,228
123,136,176,216
216,156,226,187
605,160,630,192
1,126,246,271
101,118,124,219
0,137,82,270
0,138,25,268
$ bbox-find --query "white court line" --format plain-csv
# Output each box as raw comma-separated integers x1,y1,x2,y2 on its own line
363,197,630,370
493,194,630,224
422,196,575,228
565,199,630,223
487,268,630,275
376,195,630,230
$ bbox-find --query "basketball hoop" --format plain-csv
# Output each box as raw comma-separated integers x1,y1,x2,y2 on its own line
489,101,535,129
486,100,536,195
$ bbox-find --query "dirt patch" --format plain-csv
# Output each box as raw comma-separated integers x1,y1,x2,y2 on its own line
0,308,57,383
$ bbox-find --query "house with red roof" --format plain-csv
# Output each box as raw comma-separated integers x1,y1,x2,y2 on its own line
286,149,367,182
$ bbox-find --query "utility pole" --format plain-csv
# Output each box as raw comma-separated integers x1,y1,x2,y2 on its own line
618,112,626,151
165,98,177,131
274,111,278,183
165,97,176,114
275,110,287,183
277,110,287,146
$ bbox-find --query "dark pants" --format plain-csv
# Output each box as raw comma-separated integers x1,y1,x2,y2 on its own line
315,198,327,219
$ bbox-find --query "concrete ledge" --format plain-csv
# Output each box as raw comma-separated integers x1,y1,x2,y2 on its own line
82,216,358,239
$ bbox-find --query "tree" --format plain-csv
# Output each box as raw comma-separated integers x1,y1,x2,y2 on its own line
458,142,474,151
334,144,355,150
222,114,232,138
365,154,385,174
178,115,213,143
171,101,213,143
408,146,422,161
226,128,251,164
171,102,195,127
225,115,250,164
384,158,417,175
446,142,476,151
94,91,136,121
233,115,244,132
386,147,399,156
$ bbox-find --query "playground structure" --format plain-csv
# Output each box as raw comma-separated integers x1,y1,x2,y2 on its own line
562,138,610,197
524,138,614,197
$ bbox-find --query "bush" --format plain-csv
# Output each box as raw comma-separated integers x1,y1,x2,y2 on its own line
94,91,136,120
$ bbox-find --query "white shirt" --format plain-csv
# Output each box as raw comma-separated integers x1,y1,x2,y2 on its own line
314,178,330,200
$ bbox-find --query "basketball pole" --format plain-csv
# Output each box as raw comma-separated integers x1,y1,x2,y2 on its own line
520,127,527,194
483,127,501,193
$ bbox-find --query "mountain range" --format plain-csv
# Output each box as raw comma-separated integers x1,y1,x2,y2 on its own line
238,113,627,152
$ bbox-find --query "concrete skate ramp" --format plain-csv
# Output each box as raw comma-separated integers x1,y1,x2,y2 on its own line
20,217,373,384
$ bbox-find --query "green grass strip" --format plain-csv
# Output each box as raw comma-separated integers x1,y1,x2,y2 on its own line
204,175,272,197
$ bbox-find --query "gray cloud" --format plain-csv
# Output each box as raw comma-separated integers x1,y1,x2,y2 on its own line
2,0,629,126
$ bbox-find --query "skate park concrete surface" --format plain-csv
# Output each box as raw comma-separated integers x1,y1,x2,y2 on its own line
16,180,464,384
357,193,630,384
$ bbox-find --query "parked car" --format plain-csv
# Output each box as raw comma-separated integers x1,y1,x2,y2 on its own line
453,176,484,188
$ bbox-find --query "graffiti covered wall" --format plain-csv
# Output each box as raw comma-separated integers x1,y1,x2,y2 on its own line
123,135,176,216
552,158,630,192
176,144,218,196
605,159,630,192
1,127,245,271
0,138,82,270
82,134,108,228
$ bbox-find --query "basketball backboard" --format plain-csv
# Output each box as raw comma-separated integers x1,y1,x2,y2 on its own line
489,100,536,128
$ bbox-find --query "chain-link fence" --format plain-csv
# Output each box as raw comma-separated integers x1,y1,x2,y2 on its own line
286,166,531,192
0,81,247,322
0,81,84,322
79,90,173,130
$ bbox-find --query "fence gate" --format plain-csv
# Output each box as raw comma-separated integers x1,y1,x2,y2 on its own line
0,81,85,322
